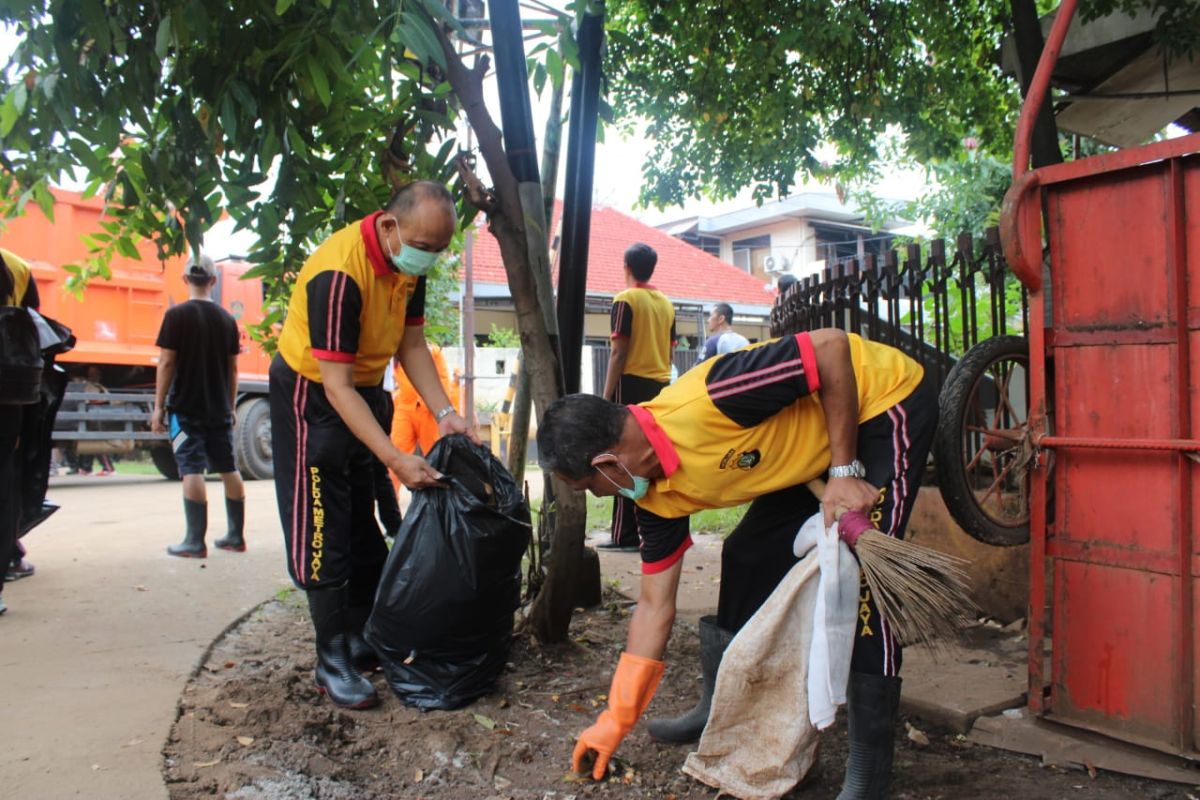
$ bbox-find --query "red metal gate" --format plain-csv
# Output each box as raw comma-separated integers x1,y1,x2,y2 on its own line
1002,0,1200,755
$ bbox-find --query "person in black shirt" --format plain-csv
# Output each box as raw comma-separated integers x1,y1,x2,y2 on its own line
151,255,246,558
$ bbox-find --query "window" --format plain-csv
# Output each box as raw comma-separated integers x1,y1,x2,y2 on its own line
731,234,771,273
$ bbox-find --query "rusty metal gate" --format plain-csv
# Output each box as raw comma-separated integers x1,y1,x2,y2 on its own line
1002,0,1200,755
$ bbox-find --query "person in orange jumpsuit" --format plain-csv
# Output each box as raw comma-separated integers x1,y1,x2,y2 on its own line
390,343,459,487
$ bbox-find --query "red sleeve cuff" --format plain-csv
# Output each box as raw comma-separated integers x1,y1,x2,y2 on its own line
641,535,692,575
405,316,425,326
312,349,355,363
794,332,821,393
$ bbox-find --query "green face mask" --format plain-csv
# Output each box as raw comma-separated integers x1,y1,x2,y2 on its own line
382,216,442,276
391,242,440,276
594,456,650,501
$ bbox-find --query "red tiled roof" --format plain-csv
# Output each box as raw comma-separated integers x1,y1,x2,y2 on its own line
467,203,776,309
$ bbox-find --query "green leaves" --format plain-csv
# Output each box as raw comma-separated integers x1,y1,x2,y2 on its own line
395,10,446,72
0,85,24,137
307,56,331,108
605,0,1020,207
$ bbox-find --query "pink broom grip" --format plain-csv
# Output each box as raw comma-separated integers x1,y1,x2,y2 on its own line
838,510,874,550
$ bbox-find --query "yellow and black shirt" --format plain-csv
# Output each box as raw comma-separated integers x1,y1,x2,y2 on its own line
631,332,923,573
277,213,425,386
1,247,39,308
610,283,676,383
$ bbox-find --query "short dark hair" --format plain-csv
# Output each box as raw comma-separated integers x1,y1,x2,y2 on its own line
777,273,798,293
712,302,734,324
538,394,628,480
624,243,657,282
386,180,457,220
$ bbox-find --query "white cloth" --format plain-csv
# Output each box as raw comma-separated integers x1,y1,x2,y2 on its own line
382,358,396,392
681,513,858,800
792,513,860,730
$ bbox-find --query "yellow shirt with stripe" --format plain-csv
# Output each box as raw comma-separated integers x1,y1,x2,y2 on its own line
610,284,675,383
2,248,33,306
634,333,923,519
277,213,425,386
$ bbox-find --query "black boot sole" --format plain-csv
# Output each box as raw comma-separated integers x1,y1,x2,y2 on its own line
315,680,380,710
167,548,207,558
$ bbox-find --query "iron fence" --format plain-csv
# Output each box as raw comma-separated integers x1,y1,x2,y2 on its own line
770,227,1028,390
590,345,701,396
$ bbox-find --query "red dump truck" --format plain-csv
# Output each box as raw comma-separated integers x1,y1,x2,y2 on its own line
3,189,274,479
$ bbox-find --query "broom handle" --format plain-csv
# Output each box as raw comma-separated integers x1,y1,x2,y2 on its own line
804,479,849,519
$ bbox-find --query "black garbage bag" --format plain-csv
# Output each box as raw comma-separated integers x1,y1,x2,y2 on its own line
0,305,42,404
365,433,531,710
8,310,73,536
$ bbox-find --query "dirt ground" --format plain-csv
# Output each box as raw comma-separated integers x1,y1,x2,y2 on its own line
164,590,1191,800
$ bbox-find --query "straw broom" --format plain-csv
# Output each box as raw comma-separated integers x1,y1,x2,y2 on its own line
807,479,976,649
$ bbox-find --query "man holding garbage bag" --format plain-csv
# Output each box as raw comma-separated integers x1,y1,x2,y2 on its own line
537,328,937,798
269,181,474,710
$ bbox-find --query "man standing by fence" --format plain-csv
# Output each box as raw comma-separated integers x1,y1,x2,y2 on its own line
599,243,676,551
702,302,749,360
151,254,246,558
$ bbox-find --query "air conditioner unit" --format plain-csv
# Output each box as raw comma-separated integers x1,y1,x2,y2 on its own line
763,255,790,273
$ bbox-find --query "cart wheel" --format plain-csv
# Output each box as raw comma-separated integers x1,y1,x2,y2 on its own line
150,444,181,481
935,335,1033,546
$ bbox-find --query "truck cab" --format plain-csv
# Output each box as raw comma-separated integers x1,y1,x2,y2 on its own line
3,189,274,479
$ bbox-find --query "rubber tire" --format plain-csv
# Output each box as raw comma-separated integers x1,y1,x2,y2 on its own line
150,444,181,481
234,397,274,481
934,335,1031,547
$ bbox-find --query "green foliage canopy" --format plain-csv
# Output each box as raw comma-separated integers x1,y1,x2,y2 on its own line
0,0,461,307
604,0,1200,209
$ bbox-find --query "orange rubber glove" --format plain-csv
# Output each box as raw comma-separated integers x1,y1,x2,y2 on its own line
572,652,665,780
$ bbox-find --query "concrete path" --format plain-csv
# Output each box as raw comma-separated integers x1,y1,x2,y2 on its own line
0,475,290,800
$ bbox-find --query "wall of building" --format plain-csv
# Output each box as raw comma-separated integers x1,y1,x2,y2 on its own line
716,217,818,282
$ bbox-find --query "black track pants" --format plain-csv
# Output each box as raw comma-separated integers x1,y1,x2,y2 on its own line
715,374,937,677
269,355,388,594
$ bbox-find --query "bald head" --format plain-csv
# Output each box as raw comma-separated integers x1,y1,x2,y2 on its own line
384,180,457,254
387,180,456,221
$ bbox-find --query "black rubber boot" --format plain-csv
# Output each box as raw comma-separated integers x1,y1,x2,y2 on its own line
837,671,903,800
167,499,207,558
214,497,246,552
648,615,733,743
346,604,381,674
307,585,380,709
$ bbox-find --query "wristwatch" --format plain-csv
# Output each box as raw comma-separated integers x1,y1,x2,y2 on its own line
434,404,457,422
829,459,866,479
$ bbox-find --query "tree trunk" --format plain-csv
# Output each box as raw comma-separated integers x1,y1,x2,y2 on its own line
507,61,566,485
1009,0,1064,169
438,20,589,644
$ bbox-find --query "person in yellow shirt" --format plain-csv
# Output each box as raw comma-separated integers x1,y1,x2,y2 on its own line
600,243,675,550
269,181,474,710
538,329,936,797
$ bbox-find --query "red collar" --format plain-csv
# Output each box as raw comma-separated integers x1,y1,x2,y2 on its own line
628,405,680,476
360,212,393,277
